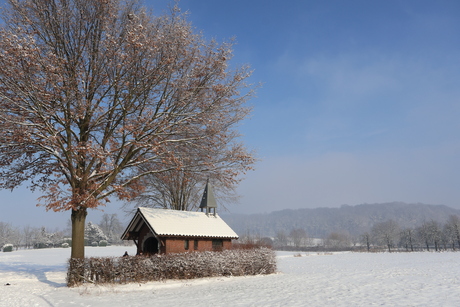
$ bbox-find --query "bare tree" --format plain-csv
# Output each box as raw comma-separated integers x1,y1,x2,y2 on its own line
274,230,288,248
130,168,242,212
22,225,34,249
49,228,65,247
132,170,201,211
417,220,442,251
360,232,371,252
324,231,351,249
439,226,449,251
0,222,14,248
427,220,442,251
0,0,254,259
416,222,430,251
99,213,124,244
289,228,307,248
9,226,23,250
444,215,460,250
371,220,400,252
399,228,415,252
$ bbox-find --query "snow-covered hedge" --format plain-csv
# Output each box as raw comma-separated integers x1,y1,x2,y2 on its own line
2,244,13,252
67,248,276,286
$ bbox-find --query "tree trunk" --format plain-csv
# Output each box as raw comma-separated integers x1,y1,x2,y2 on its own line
71,207,87,259
386,236,391,253
407,230,413,252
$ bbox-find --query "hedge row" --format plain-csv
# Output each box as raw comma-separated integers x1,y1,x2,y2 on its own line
67,248,276,286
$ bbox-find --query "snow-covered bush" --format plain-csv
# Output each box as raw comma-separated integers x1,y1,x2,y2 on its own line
62,243,70,248
91,241,98,247
2,244,13,252
99,240,108,247
67,248,276,286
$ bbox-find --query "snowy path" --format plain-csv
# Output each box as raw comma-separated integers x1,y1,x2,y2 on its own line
1,247,459,306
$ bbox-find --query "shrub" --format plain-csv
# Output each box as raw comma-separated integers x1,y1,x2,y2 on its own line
2,244,13,252
34,242,50,249
91,241,98,247
99,240,108,247
233,240,273,250
62,243,70,248
67,248,276,286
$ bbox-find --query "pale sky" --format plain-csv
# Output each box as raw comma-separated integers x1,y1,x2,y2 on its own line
2,0,460,228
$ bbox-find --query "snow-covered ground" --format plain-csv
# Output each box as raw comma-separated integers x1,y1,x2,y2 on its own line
1,246,459,306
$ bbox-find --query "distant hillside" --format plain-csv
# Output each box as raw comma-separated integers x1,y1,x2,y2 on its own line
221,202,460,238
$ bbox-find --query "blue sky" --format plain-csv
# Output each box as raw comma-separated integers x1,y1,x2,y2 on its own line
2,0,460,228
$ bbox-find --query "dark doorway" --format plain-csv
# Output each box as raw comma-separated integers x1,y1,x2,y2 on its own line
143,237,159,254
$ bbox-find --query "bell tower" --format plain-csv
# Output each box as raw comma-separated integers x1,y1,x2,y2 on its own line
199,180,217,216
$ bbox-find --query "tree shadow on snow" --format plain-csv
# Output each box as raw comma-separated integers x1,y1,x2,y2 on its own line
0,262,67,288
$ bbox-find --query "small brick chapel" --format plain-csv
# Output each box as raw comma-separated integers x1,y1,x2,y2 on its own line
121,182,239,254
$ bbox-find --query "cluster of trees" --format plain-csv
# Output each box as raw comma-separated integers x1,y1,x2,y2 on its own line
271,228,352,250
273,228,310,249
97,213,125,244
222,202,460,240
238,214,460,253
0,213,125,250
361,215,460,252
0,222,65,250
238,228,350,251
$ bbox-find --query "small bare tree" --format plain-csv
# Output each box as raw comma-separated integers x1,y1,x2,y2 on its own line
274,230,288,248
98,213,124,244
360,232,371,252
417,220,442,251
22,225,34,249
0,222,14,248
399,228,415,252
444,215,460,250
9,227,23,250
427,220,442,251
289,228,308,249
371,220,400,252
324,231,351,249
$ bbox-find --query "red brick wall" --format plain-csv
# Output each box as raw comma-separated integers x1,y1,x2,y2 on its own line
136,221,234,254
223,240,232,250
164,238,232,254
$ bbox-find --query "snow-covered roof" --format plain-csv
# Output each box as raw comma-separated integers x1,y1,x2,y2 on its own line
123,207,238,239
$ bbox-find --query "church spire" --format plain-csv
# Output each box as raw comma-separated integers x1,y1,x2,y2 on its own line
199,180,217,216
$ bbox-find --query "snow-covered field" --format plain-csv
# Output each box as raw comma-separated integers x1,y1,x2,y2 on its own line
1,246,459,307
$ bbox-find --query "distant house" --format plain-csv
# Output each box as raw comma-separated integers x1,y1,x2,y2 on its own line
121,183,238,254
